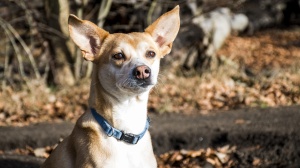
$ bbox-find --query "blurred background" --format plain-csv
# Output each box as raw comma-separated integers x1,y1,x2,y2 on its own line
0,0,299,123
0,0,299,167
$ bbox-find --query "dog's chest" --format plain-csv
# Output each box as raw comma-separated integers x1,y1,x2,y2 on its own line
99,136,155,168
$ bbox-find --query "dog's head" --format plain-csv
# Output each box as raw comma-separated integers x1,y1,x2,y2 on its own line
68,6,180,97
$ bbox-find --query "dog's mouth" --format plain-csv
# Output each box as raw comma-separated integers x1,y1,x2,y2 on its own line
137,81,155,89
117,78,155,93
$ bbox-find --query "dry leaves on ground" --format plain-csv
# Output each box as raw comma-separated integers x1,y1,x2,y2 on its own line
157,145,237,168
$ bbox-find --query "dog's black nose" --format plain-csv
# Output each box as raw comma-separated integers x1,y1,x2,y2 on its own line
132,65,151,80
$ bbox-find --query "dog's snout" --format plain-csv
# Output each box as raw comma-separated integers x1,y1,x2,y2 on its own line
133,65,151,80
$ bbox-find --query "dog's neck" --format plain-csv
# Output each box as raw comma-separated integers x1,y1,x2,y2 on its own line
88,66,149,134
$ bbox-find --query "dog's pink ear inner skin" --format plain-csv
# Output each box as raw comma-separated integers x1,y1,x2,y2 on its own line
145,5,180,57
68,14,109,61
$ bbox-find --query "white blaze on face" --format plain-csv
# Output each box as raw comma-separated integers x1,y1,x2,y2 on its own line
135,41,160,86
136,41,149,60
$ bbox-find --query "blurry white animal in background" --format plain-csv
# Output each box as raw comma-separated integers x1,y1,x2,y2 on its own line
192,7,249,58
180,5,249,73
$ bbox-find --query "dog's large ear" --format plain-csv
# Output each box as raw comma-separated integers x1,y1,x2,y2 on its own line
68,15,109,61
145,6,180,57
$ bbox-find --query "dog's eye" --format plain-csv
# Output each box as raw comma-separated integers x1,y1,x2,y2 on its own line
146,51,156,58
112,53,125,60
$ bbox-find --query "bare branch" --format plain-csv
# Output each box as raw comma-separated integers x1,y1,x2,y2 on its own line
0,17,41,79
97,0,112,28
147,0,157,25
0,20,26,80
18,0,39,48
2,37,10,89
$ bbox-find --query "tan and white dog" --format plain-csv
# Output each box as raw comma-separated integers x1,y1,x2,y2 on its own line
42,6,180,168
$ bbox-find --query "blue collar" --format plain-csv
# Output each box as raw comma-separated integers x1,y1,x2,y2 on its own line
90,108,150,144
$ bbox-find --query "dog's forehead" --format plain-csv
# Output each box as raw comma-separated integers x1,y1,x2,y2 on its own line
109,32,156,50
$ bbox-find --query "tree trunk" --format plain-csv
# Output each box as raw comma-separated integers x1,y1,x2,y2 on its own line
45,0,75,86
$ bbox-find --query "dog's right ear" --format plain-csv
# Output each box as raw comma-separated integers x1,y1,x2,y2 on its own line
68,15,109,61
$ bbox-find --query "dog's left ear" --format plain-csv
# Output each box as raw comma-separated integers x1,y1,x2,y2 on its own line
145,5,180,57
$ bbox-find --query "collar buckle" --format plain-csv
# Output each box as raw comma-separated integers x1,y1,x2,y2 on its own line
120,131,139,144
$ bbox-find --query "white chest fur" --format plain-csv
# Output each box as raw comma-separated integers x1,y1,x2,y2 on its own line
97,133,156,168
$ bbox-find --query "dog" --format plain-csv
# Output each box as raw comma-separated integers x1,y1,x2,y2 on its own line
41,6,180,168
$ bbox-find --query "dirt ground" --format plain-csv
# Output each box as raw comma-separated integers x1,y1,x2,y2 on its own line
0,105,299,167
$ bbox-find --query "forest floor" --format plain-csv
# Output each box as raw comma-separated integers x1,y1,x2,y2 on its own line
0,27,300,167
